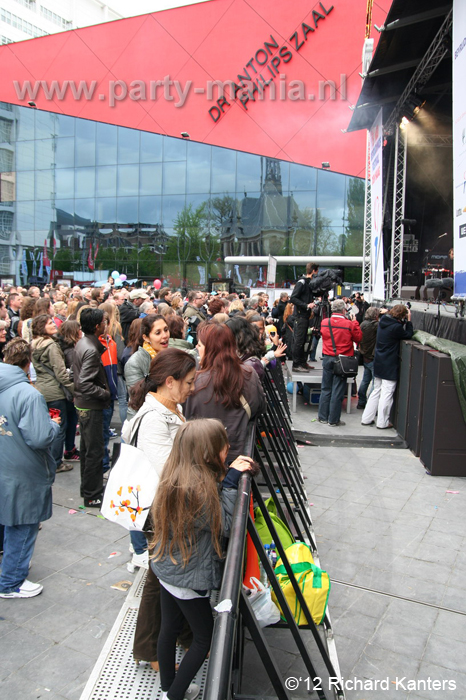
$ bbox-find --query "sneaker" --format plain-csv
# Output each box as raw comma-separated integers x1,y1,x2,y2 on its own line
377,423,394,430
317,418,328,424
328,420,346,427
109,428,118,439
0,579,43,598
56,461,74,473
64,448,80,461
356,404,365,410
362,420,375,426
184,684,200,700
302,362,315,370
292,365,309,373
127,550,149,574
84,497,103,508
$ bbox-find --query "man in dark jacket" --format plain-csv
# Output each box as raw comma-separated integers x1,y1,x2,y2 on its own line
290,262,319,371
272,291,290,335
115,291,140,344
356,306,380,409
73,308,110,507
6,292,22,341
361,304,413,429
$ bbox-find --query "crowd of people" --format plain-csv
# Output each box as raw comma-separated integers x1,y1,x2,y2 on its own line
0,274,413,700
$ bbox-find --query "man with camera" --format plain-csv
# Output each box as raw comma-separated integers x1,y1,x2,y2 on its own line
290,262,319,372
318,299,362,427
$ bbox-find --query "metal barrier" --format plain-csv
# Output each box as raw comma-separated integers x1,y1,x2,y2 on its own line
204,364,344,700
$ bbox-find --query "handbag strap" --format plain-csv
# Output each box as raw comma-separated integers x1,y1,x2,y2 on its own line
327,320,338,358
240,394,252,419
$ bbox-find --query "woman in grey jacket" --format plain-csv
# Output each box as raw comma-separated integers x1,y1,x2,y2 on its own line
151,419,256,700
124,314,169,419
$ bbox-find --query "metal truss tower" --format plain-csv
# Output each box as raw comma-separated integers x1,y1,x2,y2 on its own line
389,124,407,299
362,132,372,296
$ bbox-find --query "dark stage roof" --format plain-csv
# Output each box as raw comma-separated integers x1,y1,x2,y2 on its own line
348,0,452,133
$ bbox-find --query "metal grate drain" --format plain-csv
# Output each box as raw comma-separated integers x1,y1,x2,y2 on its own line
81,572,211,700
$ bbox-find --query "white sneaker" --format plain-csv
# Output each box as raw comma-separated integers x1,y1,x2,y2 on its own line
127,550,149,573
184,683,200,700
0,579,43,598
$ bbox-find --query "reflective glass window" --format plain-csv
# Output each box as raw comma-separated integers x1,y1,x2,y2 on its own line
75,198,95,223
96,166,116,197
15,141,35,171
35,111,54,140
35,199,55,229
56,114,75,138
96,197,116,222
117,127,140,164
162,195,186,228
55,137,75,168
187,142,211,194
16,108,35,141
35,170,53,200
211,146,236,194
236,152,261,194
16,201,34,230
75,120,96,167
56,169,74,199
35,139,53,170
290,163,317,191
140,163,162,196
75,167,96,199
96,123,118,165
316,170,346,228
117,164,139,197
16,171,34,201
140,131,163,163
55,201,75,228
164,137,186,161
163,161,186,195
117,197,138,224
139,196,161,225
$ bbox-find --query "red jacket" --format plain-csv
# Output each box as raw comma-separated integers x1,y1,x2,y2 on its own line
321,313,362,357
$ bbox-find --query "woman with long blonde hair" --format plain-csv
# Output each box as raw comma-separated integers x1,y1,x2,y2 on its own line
151,419,256,700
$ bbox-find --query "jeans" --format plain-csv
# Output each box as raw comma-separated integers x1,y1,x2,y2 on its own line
309,334,319,362
130,530,148,555
357,361,374,408
318,355,347,425
117,374,128,424
158,585,213,700
102,401,114,471
0,523,40,592
361,377,397,428
292,315,310,367
77,408,104,500
47,398,67,467
64,399,78,452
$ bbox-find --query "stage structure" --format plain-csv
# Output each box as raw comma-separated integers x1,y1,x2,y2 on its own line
348,0,454,300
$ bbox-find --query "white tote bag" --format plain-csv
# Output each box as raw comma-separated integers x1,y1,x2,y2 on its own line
101,420,159,531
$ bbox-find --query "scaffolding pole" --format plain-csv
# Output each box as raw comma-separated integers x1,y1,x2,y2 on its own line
362,131,372,297
389,124,407,299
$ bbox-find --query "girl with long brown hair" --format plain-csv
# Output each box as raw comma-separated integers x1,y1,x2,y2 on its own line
151,419,256,700
184,322,266,463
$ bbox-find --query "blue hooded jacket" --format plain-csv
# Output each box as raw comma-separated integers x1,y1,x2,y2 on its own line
0,363,59,526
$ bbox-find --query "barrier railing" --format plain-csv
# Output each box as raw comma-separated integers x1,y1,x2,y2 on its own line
204,364,344,700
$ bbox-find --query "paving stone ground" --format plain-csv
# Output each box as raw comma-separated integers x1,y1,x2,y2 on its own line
1,375,465,700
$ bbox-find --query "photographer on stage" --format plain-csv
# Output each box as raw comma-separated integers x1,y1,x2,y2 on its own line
290,262,319,372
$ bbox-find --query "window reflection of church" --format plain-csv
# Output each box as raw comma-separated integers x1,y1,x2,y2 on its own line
219,158,314,258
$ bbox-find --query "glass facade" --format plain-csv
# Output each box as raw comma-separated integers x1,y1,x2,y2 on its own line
0,103,365,287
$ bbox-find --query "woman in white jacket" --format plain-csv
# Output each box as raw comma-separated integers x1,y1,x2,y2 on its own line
120,347,196,671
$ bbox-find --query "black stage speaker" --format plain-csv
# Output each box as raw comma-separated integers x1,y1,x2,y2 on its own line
394,341,420,440
420,352,466,476
406,344,435,456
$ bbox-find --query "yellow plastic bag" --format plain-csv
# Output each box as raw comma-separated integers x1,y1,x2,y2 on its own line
272,542,330,626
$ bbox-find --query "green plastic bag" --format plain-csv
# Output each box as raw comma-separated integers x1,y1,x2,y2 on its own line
254,497,295,549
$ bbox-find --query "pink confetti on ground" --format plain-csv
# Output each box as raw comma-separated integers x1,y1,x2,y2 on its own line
446,490,460,494
68,509,78,514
